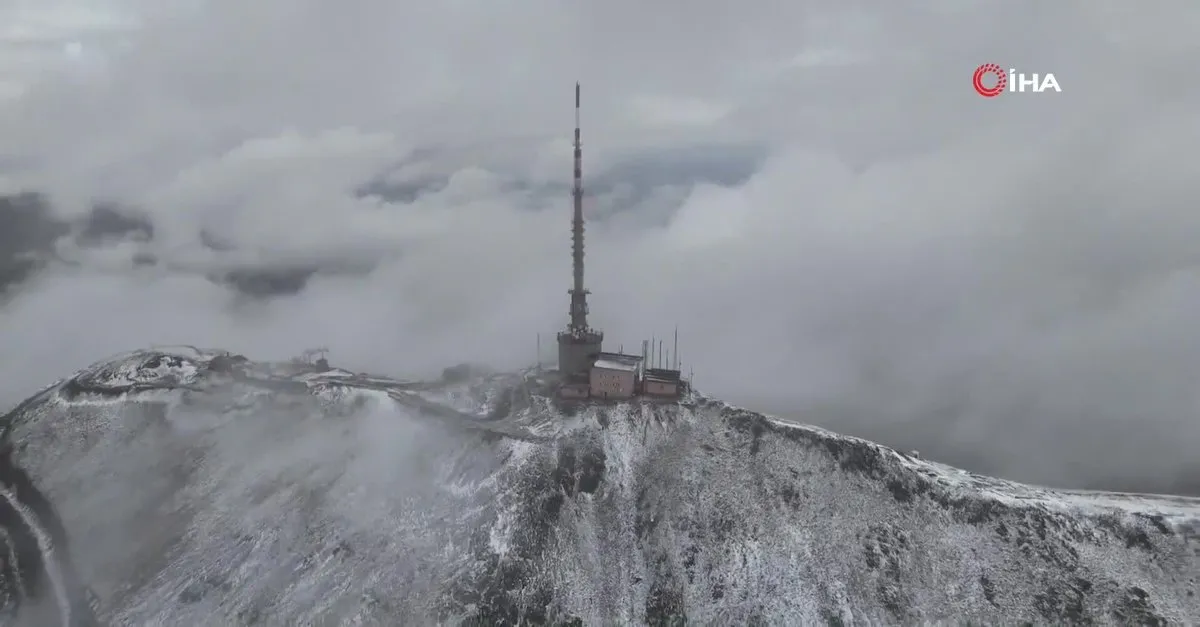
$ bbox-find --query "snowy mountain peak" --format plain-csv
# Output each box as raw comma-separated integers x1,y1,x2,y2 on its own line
0,348,1197,624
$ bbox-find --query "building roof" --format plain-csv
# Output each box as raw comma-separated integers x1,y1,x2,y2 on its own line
592,352,643,372
645,368,681,381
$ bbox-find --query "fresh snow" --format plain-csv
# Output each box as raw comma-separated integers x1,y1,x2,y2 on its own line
0,348,1194,624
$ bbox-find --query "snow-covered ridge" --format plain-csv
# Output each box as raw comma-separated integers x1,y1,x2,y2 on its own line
39,346,1199,527
0,347,1196,624
763,413,1200,531
71,349,203,390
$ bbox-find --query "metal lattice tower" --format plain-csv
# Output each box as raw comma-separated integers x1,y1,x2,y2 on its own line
556,83,604,375
568,82,589,332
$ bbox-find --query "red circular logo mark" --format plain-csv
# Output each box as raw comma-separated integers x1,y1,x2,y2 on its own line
972,63,1006,98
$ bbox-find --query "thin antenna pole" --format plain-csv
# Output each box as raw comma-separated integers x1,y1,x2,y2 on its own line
537,333,541,368
673,326,678,370
658,340,663,369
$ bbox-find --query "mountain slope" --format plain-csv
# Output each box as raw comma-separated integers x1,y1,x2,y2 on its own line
0,347,1197,625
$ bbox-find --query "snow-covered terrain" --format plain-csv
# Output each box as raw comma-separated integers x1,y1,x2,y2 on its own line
0,348,1197,625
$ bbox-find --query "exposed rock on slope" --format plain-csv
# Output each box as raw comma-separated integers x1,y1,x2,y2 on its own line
0,348,1197,625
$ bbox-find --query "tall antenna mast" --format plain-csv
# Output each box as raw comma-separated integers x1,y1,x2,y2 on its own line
554,83,604,376
567,82,590,333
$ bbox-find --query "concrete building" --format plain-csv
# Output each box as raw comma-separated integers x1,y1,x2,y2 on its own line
559,379,591,399
589,352,643,399
643,368,681,397
558,328,602,379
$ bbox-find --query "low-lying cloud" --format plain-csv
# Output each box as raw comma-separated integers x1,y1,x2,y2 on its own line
1,0,1199,495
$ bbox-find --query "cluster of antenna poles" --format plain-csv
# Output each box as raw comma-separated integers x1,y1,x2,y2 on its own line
544,330,685,373
643,326,681,370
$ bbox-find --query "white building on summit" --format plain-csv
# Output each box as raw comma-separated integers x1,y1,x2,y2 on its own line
590,352,642,399
551,84,687,401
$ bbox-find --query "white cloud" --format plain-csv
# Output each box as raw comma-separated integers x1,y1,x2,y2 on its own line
0,1,137,100
1,0,1199,493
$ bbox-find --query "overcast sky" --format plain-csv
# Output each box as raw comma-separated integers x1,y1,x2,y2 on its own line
1,0,1199,494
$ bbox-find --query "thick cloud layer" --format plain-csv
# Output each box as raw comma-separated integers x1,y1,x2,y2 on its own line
1,0,1199,494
